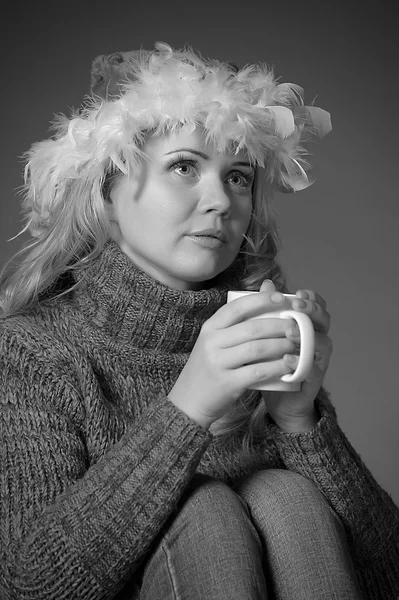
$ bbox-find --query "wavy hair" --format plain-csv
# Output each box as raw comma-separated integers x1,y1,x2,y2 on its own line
0,157,289,448
0,41,330,450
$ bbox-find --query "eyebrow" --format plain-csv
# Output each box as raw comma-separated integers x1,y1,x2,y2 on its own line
164,148,254,169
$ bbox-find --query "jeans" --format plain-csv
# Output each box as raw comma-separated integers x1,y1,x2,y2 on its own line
138,469,364,600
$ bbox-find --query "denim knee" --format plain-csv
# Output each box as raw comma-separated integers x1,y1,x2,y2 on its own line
233,468,342,530
167,473,255,539
139,474,268,600
232,470,364,600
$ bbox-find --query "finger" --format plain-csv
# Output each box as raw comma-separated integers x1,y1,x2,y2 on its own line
219,316,296,348
238,356,295,390
259,279,277,293
295,289,327,309
283,332,333,374
290,297,331,334
208,290,286,330
223,336,297,369
314,333,333,372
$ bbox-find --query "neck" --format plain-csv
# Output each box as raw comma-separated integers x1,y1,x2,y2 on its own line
71,239,245,353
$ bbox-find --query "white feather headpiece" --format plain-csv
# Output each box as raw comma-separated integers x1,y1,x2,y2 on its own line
23,42,331,237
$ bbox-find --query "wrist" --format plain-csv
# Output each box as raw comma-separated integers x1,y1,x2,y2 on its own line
272,409,320,433
167,394,214,430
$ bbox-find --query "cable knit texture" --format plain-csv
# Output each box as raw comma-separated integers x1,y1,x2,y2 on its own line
1,239,398,599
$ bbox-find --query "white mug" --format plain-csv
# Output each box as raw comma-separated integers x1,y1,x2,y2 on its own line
227,291,315,392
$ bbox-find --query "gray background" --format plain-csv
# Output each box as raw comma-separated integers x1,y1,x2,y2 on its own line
1,1,397,505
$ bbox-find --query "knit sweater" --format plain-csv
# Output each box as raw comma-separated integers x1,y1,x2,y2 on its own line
0,240,398,600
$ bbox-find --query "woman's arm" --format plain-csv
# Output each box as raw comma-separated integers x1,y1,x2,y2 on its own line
266,386,399,600
0,330,212,600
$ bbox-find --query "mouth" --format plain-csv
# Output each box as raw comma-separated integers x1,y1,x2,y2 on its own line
187,233,226,249
188,229,227,242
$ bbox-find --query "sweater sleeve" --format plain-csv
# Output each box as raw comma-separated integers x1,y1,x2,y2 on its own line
265,387,399,600
0,334,213,600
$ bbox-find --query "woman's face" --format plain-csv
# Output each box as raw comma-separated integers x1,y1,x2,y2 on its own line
106,126,254,290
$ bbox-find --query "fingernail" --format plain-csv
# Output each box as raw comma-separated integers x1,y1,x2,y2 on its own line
284,354,297,365
296,290,309,299
271,292,284,303
286,323,300,337
296,299,307,308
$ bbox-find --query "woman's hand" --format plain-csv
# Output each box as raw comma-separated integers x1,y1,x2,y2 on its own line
168,289,299,429
259,280,333,433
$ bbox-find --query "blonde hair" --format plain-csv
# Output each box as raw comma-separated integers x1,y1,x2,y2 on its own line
0,41,330,449
0,159,288,447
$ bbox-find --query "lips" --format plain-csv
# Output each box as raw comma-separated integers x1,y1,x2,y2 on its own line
188,235,225,249
188,228,227,242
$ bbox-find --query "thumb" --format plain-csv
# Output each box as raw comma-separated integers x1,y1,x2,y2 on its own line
259,279,277,293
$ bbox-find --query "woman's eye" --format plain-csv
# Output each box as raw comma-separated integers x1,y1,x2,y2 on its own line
229,174,247,187
167,157,254,188
175,162,196,176
228,173,254,188
167,158,199,178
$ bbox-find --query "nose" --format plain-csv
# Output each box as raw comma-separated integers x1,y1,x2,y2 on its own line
198,179,232,217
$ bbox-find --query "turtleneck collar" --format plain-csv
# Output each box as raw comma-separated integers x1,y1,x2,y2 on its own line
71,239,245,353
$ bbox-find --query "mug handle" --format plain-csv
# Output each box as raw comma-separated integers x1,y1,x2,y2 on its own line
279,310,315,383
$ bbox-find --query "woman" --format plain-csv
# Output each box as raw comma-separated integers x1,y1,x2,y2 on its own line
0,42,398,600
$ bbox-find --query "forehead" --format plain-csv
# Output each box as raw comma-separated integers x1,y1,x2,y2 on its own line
143,125,250,163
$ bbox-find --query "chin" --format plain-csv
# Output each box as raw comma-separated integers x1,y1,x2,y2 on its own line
181,260,230,286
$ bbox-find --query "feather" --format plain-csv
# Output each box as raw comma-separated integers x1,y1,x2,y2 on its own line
68,118,93,148
22,41,332,235
291,158,308,181
306,106,332,138
275,82,305,105
110,153,128,174
264,106,295,138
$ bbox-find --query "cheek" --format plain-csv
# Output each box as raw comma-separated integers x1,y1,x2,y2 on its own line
228,204,252,251
236,199,253,232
